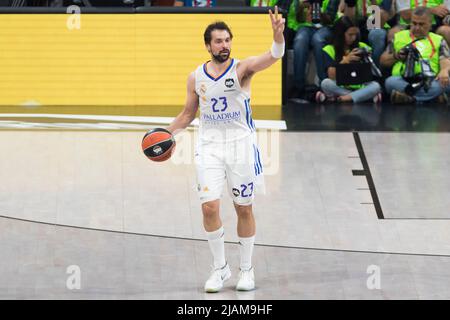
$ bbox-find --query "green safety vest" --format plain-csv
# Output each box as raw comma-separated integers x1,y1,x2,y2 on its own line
250,0,278,6
287,0,331,31
392,30,442,76
323,42,372,89
399,0,443,25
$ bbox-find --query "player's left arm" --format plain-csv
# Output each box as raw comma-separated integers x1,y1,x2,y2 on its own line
239,6,285,77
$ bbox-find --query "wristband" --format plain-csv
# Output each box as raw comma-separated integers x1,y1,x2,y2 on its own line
271,40,285,59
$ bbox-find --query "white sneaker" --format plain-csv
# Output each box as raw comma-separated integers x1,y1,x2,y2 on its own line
204,263,231,293
236,267,255,291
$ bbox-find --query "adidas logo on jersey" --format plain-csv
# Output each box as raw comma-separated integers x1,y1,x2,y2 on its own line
200,83,207,94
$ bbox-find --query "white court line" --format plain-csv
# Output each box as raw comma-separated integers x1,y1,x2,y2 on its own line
0,114,287,130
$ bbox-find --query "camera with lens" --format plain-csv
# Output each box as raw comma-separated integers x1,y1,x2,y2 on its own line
399,39,435,93
309,0,322,25
352,47,383,78
297,0,323,26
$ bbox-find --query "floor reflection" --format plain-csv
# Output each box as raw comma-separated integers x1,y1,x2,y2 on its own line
284,102,450,132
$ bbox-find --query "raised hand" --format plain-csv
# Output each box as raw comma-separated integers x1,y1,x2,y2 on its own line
269,6,285,44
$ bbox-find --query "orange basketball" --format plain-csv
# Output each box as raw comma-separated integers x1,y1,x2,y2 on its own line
141,128,176,162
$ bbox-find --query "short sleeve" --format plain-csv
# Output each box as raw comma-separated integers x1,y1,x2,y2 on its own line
439,39,450,59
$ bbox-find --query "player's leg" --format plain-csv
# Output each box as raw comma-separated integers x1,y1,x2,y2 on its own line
226,136,262,291
202,199,222,232
202,198,231,293
233,199,256,291
234,202,255,239
202,199,227,272
196,142,230,292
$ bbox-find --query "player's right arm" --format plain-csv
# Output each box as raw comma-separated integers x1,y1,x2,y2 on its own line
167,72,198,135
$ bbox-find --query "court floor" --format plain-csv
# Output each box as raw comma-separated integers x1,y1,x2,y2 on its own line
0,105,449,299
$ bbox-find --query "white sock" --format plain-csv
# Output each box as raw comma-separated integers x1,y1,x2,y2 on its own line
206,226,226,269
238,235,255,271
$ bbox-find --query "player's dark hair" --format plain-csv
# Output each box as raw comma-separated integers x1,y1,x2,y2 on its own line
204,21,233,45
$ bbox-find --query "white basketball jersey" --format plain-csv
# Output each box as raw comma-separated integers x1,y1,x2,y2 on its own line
194,58,255,142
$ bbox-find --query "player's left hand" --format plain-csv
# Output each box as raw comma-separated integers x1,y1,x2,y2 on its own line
269,6,285,44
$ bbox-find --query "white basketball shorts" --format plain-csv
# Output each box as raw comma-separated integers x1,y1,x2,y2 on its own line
195,133,265,205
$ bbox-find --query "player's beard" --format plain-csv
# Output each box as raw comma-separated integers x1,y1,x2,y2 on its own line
212,49,230,63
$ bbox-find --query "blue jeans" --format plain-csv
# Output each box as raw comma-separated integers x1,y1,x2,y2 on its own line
385,76,443,102
321,78,381,103
293,26,332,91
368,28,387,68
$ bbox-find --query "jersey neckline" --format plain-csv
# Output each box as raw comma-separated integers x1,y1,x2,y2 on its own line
202,58,234,82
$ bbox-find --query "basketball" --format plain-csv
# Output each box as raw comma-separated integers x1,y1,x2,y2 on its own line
142,128,176,162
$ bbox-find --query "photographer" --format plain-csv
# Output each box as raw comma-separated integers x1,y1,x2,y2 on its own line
289,0,340,99
317,16,382,102
389,0,450,46
381,6,450,103
343,0,394,67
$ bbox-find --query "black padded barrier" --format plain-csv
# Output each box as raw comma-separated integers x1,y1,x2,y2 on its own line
0,6,134,13
135,6,271,14
0,6,273,13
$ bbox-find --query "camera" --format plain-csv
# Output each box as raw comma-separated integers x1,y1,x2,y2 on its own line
403,45,420,80
310,0,322,25
400,39,435,93
298,0,323,25
353,47,383,78
353,48,366,58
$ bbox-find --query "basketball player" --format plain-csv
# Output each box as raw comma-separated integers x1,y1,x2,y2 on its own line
167,7,285,292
